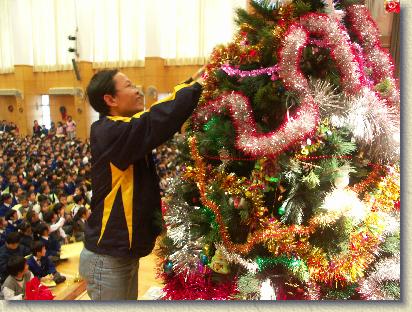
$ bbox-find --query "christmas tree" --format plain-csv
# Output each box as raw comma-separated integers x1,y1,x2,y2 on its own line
157,0,400,300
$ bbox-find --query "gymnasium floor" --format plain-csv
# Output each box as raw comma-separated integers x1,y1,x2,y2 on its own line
51,242,164,300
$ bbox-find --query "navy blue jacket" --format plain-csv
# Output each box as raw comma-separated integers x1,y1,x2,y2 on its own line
0,204,11,217
39,236,60,258
20,234,34,251
27,255,57,278
0,244,30,283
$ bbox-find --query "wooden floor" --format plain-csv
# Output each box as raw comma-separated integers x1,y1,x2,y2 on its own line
51,242,164,300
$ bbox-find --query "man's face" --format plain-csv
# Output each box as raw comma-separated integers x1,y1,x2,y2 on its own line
110,72,144,117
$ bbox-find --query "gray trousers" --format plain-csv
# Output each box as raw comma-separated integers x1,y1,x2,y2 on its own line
79,247,139,300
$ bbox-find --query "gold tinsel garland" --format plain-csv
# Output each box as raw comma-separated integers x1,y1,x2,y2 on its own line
185,136,398,285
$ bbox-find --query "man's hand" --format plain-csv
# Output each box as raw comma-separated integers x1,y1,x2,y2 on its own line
191,65,206,81
191,65,206,85
183,65,206,86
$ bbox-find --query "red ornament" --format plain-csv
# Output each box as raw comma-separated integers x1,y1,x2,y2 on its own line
248,49,258,57
385,1,400,13
233,197,240,209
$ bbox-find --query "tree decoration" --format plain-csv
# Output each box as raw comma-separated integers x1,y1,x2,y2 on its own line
159,1,400,300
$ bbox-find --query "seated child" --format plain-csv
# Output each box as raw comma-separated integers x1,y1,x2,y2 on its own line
18,221,33,252
73,207,88,242
43,210,67,245
0,216,6,247
27,241,66,284
35,223,61,264
0,232,30,283
1,255,33,300
70,194,84,218
4,209,22,235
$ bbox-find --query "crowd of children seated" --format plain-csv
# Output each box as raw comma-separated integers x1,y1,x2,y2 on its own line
0,120,181,299
0,121,90,299
154,134,183,196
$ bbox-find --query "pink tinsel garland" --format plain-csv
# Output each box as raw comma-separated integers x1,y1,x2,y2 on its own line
346,5,400,108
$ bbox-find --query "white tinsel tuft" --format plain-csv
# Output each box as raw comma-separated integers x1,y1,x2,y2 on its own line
345,89,400,163
310,81,400,164
358,255,400,300
260,278,277,300
322,188,368,223
309,78,345,118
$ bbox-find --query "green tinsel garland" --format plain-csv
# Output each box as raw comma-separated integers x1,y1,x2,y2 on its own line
256,256,310,282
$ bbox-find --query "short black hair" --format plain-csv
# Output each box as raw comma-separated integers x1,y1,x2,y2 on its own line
53,203,64,215
1,193,11,203
37,194,48,203
42,211,55,224
18,221,31,233
7,256,26,277
74,206,87,220
86,69,119,116
6,231,20,244
35,222,49,237
32,240,45,255
26,210,37,222
5,209,17,221
73,194,83,204
17,192,27,202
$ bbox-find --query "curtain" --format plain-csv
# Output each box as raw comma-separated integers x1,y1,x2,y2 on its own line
0,0,14,74
156,0,247,66
2,0,245,71
390,13,400,78
31,0,77,72
91,0,145,69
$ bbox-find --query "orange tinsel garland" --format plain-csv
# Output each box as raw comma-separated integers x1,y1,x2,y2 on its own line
186,136,397,284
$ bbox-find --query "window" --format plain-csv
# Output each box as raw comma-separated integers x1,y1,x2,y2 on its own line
40,95,51,128
0,0,14,73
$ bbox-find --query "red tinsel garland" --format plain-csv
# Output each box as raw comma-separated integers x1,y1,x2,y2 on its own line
161,271,238,300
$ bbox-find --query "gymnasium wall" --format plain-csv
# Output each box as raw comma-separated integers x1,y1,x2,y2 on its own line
0,59,200,140
0,1,396,140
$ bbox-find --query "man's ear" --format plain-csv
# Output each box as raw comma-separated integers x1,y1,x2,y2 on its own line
103,94,117,108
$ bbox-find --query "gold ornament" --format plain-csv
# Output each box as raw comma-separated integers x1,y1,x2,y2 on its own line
209,248,230,274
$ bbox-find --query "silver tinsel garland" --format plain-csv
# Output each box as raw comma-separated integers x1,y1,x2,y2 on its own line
164,177,203,274
215,243,259,273
309,79,400,164
357,255,400,300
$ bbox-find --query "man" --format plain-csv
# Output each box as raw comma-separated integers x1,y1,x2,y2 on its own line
79,68,203,300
